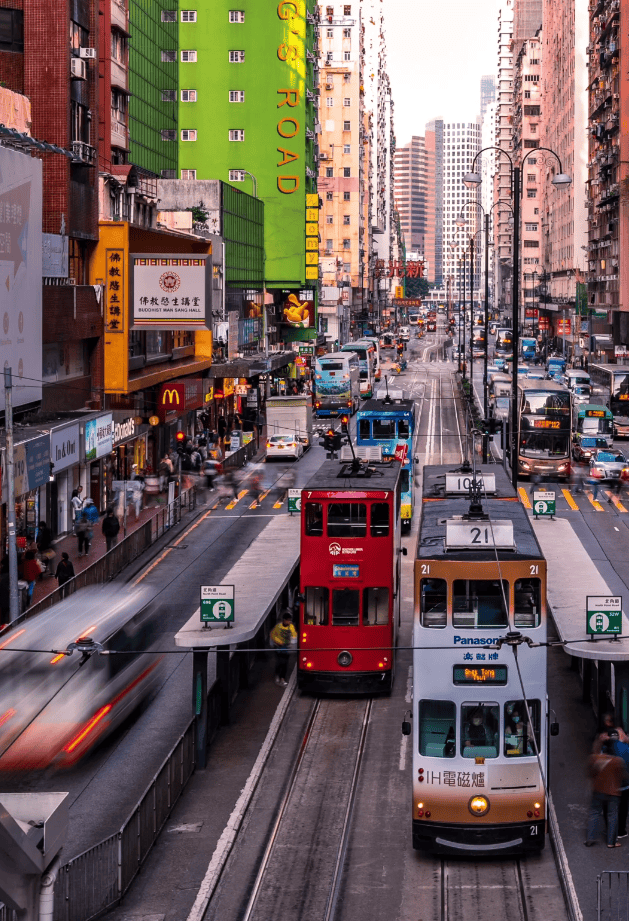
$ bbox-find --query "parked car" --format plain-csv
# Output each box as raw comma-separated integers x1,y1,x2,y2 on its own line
265,434,304,461
573,436,609,464
589,449,628,482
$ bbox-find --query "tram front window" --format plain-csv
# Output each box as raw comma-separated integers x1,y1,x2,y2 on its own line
358,419,371,439
400,469,410,493
373,419,396,439
332,588,360,626
363,587,389,625
452,580,508,627
461,703,499,758
305,503,324,536
504,699,541,757
398,419,410,438
328,502,367,538
514,578,541,627
370,503,390,537
420,578,447,628
304,586,329,625
418,699,456,758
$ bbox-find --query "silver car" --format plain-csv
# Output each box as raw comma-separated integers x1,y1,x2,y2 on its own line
589,449,628,483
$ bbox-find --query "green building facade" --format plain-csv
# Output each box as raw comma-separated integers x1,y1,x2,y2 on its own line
177,1,319,342
129,1,179,177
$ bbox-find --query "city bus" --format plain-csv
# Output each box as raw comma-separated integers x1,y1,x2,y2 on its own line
495,327,514,359
357,396,416,531
314,352,360,417
589,364,629,437
517,379,572,479
298,458,402,694
341,340,375,399
574,404,614,448
409,312,420,326
359,336,382,381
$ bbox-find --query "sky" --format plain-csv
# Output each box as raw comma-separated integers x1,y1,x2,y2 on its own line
382,0,501,144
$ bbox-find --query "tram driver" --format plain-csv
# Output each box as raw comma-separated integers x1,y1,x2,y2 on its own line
463,707,496,750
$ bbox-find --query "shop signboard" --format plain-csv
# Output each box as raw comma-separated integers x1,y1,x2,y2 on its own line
12,434,50,497
85,414,113,461
158,379,204,422
50,422,80,473
130,254,212,330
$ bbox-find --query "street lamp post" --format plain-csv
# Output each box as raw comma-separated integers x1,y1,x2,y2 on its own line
464,147,571,489
458,257,463,374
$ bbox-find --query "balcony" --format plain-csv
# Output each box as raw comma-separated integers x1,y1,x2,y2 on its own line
71,141,97,165
110,117,128,150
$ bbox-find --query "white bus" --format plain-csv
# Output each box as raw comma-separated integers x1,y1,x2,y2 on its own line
314,351,361,417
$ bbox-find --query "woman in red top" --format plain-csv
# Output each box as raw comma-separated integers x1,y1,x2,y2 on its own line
22,551,42,606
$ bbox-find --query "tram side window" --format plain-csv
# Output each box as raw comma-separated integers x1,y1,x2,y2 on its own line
400,469,410,494
398,419,409,438
373,419,396,439
514,578,541,627
328,502,367,537
332,588,360,625
418,699,456,758
420,578,447,628
504,699,541,757
452,580,508,628
461,703,499,758
358,419,371,440
305,503,324,536
304,587,329,625
363,587,389,624
370,502,389,536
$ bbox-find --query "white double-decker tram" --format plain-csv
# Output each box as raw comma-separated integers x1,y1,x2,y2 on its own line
405,464,551,855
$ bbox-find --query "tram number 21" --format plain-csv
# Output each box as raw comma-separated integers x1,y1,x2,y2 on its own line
530,825,538,835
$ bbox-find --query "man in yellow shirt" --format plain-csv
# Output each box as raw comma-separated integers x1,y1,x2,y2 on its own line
270,612,297,687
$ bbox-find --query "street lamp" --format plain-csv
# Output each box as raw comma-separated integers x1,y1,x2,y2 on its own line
464,147,571,488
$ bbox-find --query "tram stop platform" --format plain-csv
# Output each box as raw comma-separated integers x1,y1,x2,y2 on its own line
175,514,300,768
533,514,629,920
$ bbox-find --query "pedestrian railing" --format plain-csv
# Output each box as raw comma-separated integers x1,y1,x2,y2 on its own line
597,870,629,921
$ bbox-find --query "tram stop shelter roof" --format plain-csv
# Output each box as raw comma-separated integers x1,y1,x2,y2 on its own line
175,514,300,648
533,516,629,661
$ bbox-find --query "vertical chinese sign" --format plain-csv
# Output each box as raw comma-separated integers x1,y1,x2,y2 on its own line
105,249,125,334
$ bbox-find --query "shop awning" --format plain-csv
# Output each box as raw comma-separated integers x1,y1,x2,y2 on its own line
209,351,297,379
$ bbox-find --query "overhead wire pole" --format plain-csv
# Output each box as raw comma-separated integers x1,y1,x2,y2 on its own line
483,212,490,462
4,368,18,622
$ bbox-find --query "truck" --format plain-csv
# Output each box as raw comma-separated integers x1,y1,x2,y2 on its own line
520,337,537,362
265,395,314,447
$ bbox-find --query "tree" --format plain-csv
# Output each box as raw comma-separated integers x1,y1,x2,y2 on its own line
405,276,430,300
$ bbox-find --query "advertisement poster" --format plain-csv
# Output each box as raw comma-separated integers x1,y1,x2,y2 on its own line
85,414,113,461
281,290,315,329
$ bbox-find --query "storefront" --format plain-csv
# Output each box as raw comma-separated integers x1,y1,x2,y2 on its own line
110,414,150,482
49,420,81,536
158,377,204,448
7,432,51,546
83,413,114,512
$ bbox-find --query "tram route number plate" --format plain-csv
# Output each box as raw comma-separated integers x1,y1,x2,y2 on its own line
586,595,623,636
533,491,556,518
445,473,496,496
445,519,514,550
200,585,235,624
288,489,302,514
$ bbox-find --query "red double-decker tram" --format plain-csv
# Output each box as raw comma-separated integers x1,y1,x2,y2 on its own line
298,458,403,694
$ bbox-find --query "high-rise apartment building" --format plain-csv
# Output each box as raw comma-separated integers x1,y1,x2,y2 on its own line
393,137,427,255
439,120,482,296
480,75,496,122
512,0,542,58
494,0,514,311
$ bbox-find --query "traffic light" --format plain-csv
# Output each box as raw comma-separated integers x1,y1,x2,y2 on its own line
175,430,186,455
340,414,349,434
319,428,343,456
480,419,500,435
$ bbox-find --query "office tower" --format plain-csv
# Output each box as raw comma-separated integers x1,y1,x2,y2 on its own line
480,75,496,123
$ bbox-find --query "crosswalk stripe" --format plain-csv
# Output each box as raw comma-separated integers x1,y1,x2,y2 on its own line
586,491,605,512
605,490,628,513
518,487,532,510
273,498,284,509
561,488,579,511
225,488,248,510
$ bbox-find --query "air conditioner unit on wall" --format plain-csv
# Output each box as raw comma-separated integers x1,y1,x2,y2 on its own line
79,48,96,59
71,57,86,79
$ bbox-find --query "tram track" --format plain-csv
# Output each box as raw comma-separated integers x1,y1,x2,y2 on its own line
437,856,548,921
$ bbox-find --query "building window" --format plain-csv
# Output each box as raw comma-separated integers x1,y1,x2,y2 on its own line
523,240,539,248
525,222,538,231
344,73,350,82
524,90,531,99
530,124,537,133
181,129,197,141
343,51,351,61
343,27,351,38
161,90,176,101
181,10,197,21
343,191,350,201
229,169,245,181
229,50,245,62
181,50,197,62
529,58,539,65
161,10,176,22
326,97,334,107
161,49,176,62
229,10,245,21
526,173,536,182
526,188,537,198
343,238,350,249
326,28,333,37
0,8,23,51
181,89,197,102
229,129,245,141
112,31,128,63
343,120,351,131
343,215,350,224
344,5,351,13
326,167,334,178
343,167,351,177
343,97,351,106
325,239,333,251
229,90,245,102
343,262,350,272
528,158,537,164
326,214,333,224
161,129,176,141
523,139,539,148
326,191,333,201
161,169,176,179
343,144,350,154
181,169,197,180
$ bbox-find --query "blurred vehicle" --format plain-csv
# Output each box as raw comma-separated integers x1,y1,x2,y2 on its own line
572,385,592,405
494,357,507,371
489,321,498,336
0,586,163,771
380,333,395,350
546,356,566,380
265,434,304,460
572,436,609,464
266,394,313,447
589,449,628,483
427,319,437,332
399,326,411,341
526,369,546,380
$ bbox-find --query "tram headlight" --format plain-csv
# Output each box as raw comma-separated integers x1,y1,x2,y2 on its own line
337,650,353,668
468,795,490,817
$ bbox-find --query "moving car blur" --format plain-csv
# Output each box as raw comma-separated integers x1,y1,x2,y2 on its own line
265,434,304,460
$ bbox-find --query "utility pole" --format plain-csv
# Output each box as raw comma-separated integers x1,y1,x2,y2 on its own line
4,367,18,622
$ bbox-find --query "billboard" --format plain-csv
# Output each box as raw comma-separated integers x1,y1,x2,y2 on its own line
85,414,113,461
130,255,211,330
0,147,42,410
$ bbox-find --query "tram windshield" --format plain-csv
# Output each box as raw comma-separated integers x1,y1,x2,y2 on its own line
504,699,541,757
327,503,367,538
452,580,508,627
461,703,499,758
332,588,360,626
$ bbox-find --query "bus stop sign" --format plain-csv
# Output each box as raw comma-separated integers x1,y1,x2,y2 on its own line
288,488,301,514
587,595,622,636
200,585,235,624
533,491,555,519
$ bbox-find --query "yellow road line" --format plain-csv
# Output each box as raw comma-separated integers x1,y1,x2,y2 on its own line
133,504,215,585
518,487,532,510
561,488,579,511
605,490,628,513
225,488,248,510
586,491,605,512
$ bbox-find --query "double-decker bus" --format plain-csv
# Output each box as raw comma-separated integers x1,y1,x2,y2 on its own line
409,312,420,326
298,458,402,694
589,364,629,437
574,403,614,447
406,464,549,855
314,352,360,417
341,340,375,399
357,396,415,531
495,327,513,358
517,379,572,479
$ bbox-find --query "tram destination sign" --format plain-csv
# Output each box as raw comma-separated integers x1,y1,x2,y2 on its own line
200,585,235,624
445,520,514,551
453,665,508,685
586,595,622,636
445,473,496,496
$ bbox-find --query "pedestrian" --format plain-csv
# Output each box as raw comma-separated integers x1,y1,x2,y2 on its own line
82,497,99,525
594,729,629,839
36,521,55,575
55,552,75,598
589,469,602,501
71,485,84,522
270,610,297,687
217,414,227,444
585,736,629,847
76,515,90,557
22,550,43,607
158,454,173,492
102,507,120,552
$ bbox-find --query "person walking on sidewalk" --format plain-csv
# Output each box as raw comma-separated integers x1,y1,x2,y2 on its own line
270,611,297,687
55,552,75,598
585,738,629,847
102,507,120,552
22,551,43,607
594,728,629,839
71,485,84,523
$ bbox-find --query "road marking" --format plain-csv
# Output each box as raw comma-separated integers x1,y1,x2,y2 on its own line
586,491,605,511
518,487,532,509
273,496,285,509
605,490,628,512
225,488,248,510
561,489,579,511
133,504,216,585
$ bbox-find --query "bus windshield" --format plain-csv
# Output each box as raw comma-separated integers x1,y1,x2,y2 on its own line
521,391,570,415
520,431,570,458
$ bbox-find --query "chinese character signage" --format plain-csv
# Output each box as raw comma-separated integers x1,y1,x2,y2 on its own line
376,259,424,279
105,249,125,334
85,414,113,461
130,255,211,330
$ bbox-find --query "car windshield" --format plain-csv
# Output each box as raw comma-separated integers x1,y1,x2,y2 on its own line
271,436,294,443
580,438,599,447
596,452,624,463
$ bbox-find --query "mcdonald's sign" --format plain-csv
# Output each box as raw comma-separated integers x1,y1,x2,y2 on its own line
158,379,204,421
